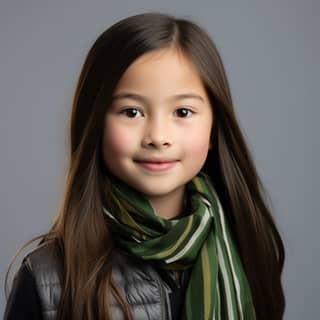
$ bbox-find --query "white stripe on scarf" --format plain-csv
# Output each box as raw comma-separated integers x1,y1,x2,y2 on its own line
165,206,211,264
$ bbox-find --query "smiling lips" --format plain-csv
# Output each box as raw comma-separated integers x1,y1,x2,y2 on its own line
134,158,179,172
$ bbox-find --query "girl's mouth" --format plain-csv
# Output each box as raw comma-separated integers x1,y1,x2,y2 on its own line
134,160,178,172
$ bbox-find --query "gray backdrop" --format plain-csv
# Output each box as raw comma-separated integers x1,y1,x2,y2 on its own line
1,0,319,318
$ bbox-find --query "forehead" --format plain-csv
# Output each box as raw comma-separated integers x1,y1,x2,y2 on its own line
113,48,208,99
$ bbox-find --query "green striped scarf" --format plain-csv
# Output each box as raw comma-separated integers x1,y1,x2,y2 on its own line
102,171,256,319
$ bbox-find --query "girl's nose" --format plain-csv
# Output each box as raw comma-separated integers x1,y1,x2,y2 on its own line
141,119,172,149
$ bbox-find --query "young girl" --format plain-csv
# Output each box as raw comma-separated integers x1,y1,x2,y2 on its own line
4,12,285,320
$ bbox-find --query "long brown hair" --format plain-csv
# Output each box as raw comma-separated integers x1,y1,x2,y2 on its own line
6,12,285,319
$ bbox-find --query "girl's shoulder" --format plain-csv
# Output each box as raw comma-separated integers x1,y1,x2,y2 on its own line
23,240,63,279
4,240,62,320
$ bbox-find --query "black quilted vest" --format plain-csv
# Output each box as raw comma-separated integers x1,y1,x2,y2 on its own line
23,242,190,319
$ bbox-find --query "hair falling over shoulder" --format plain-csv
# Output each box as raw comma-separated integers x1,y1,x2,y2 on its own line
6,12,285,319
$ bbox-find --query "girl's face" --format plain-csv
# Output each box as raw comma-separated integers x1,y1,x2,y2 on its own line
102,48,213,216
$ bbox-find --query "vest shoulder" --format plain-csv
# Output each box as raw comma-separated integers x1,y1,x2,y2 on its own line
23,240,63,282
22,240,63,319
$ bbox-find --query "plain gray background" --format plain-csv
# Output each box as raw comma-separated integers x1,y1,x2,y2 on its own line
1,0,319,318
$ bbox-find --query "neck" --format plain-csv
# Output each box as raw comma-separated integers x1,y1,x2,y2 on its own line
146,185,186,219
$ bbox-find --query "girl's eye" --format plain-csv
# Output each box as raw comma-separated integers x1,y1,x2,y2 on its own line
175,108,194,118
120,108,143,118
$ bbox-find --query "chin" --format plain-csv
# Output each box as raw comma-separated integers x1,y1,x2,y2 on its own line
135,182,183,197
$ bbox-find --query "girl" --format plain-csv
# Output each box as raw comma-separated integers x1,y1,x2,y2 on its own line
4,12,285,320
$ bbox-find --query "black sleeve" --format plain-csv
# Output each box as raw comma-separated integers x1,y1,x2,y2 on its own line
4,262,43,320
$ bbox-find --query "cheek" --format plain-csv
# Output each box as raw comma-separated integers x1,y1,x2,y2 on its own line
186,136,210,157
182,123,212,162
102,122,136,161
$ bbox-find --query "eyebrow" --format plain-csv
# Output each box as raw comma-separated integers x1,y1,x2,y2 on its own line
111,92,205,104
